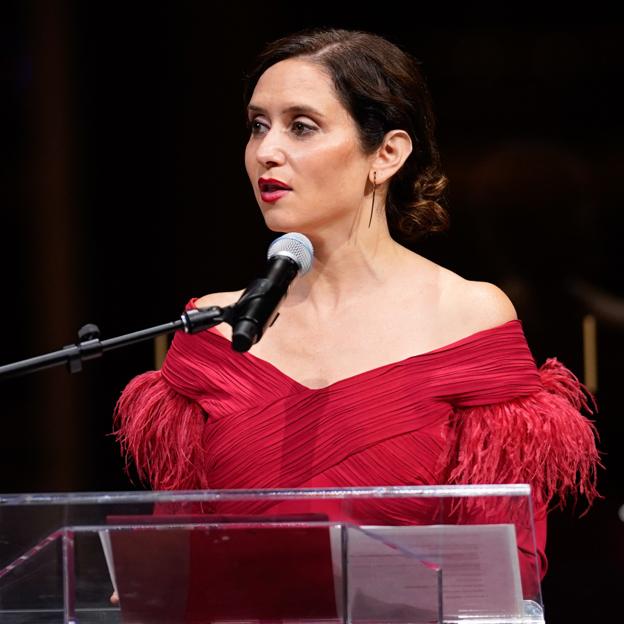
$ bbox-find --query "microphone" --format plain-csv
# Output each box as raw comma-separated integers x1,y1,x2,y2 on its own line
231,232,314,352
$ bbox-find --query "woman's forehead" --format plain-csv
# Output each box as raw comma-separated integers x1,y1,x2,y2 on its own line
249,59,341,113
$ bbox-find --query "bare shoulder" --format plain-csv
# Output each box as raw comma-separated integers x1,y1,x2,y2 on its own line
438,267,517,334
194,290,244,309
458,278,517,324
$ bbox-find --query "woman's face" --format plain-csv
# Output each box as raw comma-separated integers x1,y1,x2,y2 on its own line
245,58,373,237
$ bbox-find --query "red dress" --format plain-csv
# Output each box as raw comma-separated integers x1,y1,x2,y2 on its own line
115,298,599,594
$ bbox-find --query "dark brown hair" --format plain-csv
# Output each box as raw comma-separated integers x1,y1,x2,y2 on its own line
244,28,449,242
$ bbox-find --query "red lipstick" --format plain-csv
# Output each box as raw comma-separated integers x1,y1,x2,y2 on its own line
259,178,292,203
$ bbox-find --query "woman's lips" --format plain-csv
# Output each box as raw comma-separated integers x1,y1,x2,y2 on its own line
258,179,292,203
260,189,290,203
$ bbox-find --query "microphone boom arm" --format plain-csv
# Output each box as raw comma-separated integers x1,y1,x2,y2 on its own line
0,305,235,381
0,233,314,379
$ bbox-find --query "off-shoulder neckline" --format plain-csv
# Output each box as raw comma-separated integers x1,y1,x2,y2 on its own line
188,297,523,391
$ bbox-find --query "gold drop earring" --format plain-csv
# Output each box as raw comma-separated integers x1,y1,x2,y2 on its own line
368,171,377,228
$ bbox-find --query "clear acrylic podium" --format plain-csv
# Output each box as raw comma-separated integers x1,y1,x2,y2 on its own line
0,484,545,623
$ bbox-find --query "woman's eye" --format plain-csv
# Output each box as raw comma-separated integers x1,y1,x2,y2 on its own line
249,119,268,135
291,121,315,136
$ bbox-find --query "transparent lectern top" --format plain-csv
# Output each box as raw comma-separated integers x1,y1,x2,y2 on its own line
0,484,545,624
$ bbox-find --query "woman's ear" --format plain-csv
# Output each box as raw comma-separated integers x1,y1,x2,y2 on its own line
371,130,413,185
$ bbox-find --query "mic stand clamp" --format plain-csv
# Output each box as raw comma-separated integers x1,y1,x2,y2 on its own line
63,324,103,374
181,305,235,334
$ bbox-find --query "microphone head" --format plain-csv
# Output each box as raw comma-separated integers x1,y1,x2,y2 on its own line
267,232,314,275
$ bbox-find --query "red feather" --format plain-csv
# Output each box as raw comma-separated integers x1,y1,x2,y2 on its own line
444,358,601,510
113,371,209,490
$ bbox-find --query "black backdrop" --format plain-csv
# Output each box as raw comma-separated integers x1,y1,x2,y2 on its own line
1,2,623,620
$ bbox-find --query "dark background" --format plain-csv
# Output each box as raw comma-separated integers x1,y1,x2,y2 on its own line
1,2,622,619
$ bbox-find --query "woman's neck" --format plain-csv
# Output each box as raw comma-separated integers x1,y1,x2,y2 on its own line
288,226,412,311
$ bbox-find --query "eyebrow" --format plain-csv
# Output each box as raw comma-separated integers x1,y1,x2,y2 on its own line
247,104,325,118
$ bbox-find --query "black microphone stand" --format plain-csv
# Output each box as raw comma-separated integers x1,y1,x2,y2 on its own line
0,306,235,380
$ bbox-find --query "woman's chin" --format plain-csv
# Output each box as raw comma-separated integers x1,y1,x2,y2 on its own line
262,215,309,235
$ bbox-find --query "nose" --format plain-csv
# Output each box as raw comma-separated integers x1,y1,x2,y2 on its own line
254,127,286,169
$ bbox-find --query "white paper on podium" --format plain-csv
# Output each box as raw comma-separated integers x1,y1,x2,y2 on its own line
331,524,524,622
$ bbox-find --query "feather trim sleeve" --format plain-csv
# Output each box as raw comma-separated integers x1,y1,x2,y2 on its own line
113,370,209,490
444,358,600,508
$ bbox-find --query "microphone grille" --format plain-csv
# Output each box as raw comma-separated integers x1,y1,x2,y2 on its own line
267,232,314,275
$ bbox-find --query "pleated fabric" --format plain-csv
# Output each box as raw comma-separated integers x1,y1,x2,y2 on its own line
114,299,600,582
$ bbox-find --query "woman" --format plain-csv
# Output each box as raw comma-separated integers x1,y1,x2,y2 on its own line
115,28,599,596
